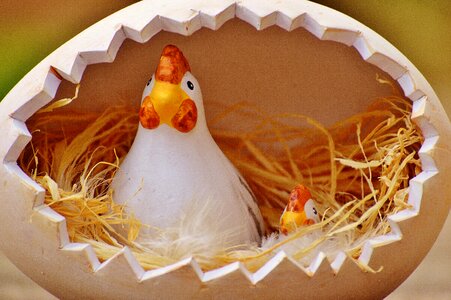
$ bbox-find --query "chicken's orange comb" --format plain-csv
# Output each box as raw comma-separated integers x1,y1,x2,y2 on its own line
155,45,191,84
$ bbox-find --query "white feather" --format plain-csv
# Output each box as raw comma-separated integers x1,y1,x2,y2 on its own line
137,195,259,262
261,229,350,266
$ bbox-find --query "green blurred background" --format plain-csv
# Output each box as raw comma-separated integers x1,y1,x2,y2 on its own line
0,1,449,299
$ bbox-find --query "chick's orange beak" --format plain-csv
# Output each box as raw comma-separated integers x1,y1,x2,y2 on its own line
280,210,307,235
139,45,197,133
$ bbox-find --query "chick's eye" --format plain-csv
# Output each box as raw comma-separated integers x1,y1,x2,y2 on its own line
146,78,152,86
187,81,194,90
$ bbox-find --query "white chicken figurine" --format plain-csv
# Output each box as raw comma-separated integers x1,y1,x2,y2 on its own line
111,45,264,245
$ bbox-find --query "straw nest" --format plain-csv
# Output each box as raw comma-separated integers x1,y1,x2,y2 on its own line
19,81,423,272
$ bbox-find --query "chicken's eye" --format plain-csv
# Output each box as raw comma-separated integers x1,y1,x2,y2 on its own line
146,78,152,86
187,81,194,90
312,207,318,215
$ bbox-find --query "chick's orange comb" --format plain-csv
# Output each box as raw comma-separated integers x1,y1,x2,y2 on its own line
287,184,311,212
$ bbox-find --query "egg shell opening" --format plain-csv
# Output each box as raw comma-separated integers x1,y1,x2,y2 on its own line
0,0,450,299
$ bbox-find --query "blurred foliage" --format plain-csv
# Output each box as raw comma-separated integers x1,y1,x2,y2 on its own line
0,0,139,101
1,1,450,114
314,0,451,114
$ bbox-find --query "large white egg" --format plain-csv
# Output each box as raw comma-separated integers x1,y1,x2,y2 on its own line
0,0,449,299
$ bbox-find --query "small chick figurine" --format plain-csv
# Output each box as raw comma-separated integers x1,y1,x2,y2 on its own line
111,45,264,245
280,184,320,235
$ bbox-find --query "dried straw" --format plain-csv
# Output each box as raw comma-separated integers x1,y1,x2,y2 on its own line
19,87,422,272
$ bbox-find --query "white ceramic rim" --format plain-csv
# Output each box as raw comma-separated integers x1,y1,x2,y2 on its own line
0,0,447,284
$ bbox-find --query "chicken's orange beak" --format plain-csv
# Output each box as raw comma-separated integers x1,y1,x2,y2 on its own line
139,45,197,133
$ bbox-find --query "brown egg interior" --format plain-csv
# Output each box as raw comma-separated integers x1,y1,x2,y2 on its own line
52,19,401,129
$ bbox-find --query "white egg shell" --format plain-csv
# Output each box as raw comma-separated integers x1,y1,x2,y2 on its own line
0,0,450,299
